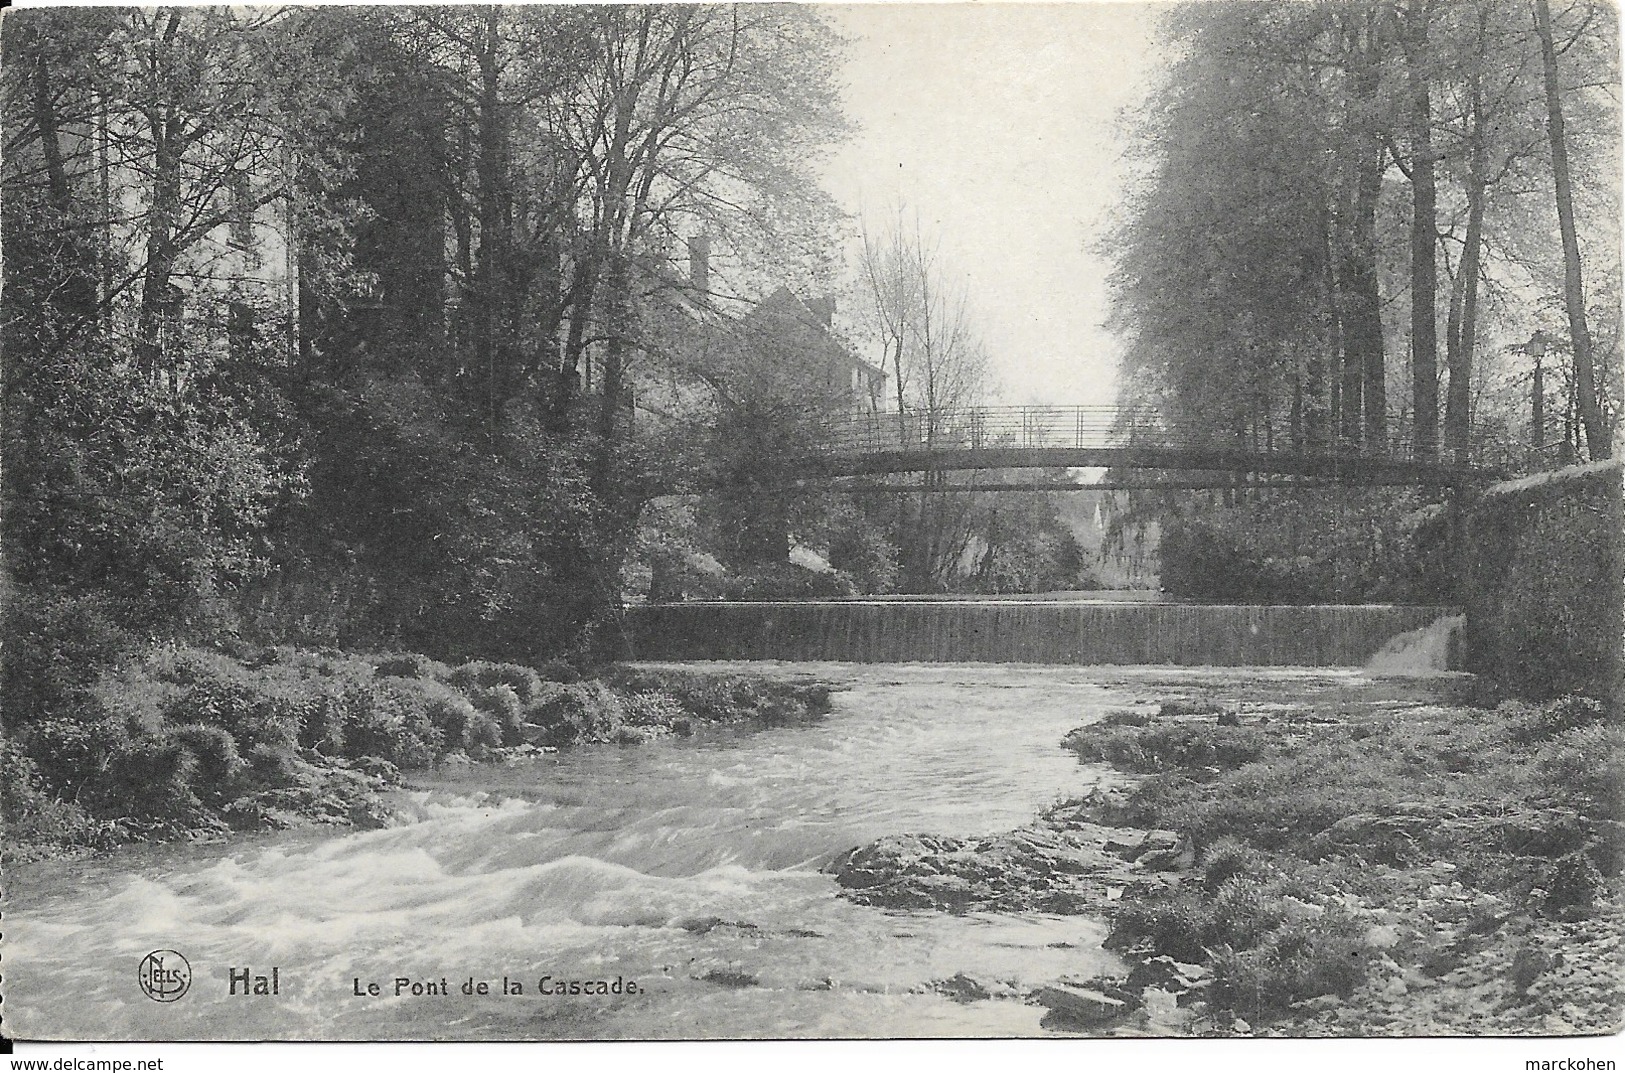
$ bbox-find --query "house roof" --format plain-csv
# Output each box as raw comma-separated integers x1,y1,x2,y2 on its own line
743,286,887,383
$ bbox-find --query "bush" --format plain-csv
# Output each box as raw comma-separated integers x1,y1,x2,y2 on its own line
662,677,741,722
1159,772,1372,852
609,668,830,726
1062,722,1269,774
298,690,349,754
464,683,525,745
1206,876,1299,949
623,690,685,728
87,660,181,734
1210,915,1371,1019
0,739,115,858
1158,699,1225,718
161,653,303,752
18,715,139,802
720,562,860,600
446,660,545,703
96,733,206,824
1512,694,1611,744
526,682,625,746
464,709,504,752
1543,852,1606,916
338,680,443,768
1533,724,1625,817
422,691,479,751
1108,890,1212,962
243,742,301,789
1199,837,1273,893
533,659,582,684
164,724,246,802
1063,724,1148,768
373,653,452,680
1,589,139,728
1099,708,1154,728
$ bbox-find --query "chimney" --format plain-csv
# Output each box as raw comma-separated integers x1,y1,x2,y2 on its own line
687,234,710,296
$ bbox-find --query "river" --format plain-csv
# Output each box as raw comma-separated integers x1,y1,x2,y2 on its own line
6,662,1388,1041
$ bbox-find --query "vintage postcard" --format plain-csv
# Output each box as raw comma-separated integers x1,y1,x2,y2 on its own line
2,0,1621,1061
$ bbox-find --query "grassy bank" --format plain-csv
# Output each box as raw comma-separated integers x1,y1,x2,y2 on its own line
1,645,831,863
1059,689,1623,1034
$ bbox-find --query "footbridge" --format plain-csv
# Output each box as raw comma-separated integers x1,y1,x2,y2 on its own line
798,406,1518,488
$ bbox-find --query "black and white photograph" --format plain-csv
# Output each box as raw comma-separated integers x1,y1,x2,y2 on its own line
2,0,1621,1060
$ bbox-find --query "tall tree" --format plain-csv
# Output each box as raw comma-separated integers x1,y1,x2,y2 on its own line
1398,0,1440,453
1533,0,1611,459
1335,6,1390,448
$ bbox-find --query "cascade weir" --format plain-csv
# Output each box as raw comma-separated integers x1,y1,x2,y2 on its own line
625,601,1459,666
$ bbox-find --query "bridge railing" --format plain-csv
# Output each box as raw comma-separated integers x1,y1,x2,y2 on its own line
815,405,1525,471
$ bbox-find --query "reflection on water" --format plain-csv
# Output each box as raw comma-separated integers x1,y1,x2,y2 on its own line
6,663,1370,1040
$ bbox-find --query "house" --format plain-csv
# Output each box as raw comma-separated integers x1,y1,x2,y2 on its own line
737,285,886,414
629,234,886,427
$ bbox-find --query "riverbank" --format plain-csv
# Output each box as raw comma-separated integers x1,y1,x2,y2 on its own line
830,679,1623,1036
2,645,833,864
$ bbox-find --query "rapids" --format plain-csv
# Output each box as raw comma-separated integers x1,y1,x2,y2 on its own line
5,662,1373,1041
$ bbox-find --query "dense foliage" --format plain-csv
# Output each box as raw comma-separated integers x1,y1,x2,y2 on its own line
2,5,846,664
1105,0,1621,598
0,5,867,851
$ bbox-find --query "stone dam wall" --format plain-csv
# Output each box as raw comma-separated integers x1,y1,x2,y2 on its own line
625,601,1458,667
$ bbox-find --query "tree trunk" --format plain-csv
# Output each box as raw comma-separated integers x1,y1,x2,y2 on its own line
1445,254,1464,450
473,8,510,429
1405,2,1438,456
98,95,113,323
1533,0,1610,459
597,252,629,447
136,112,182,380
1347,148,1387,449
1298,205,1332,450
32,52,97,328
1327,198,1359,443
1335,14,1387,448
556,258,596,423
1448,173,1485,460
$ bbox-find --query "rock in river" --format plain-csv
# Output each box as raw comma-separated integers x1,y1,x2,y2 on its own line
828,815,1147,914
1034,979,1140,1028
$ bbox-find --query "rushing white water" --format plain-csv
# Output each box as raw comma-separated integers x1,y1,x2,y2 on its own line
5,663,1394,1041
1364,614,1465,675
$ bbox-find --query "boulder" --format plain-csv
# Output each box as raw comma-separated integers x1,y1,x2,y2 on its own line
697,969,758,989
1126,955,1210,995
1034,981,1138,1026
830,821,1142,914
930,973,990,1002
928,972,1016,1003
1509,945,1561,993
1495,808,1590,857
1138,835,1195,872
1311,813,1431,864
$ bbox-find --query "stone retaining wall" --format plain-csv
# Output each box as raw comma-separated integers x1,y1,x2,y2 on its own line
1463,460,1624,705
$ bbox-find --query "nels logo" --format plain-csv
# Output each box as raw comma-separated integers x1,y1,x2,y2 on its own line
138,949,192,1002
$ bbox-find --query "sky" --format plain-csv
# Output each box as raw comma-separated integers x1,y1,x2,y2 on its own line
819,2,1166,408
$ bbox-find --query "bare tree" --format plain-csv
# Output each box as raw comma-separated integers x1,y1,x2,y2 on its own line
856,210,989,589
